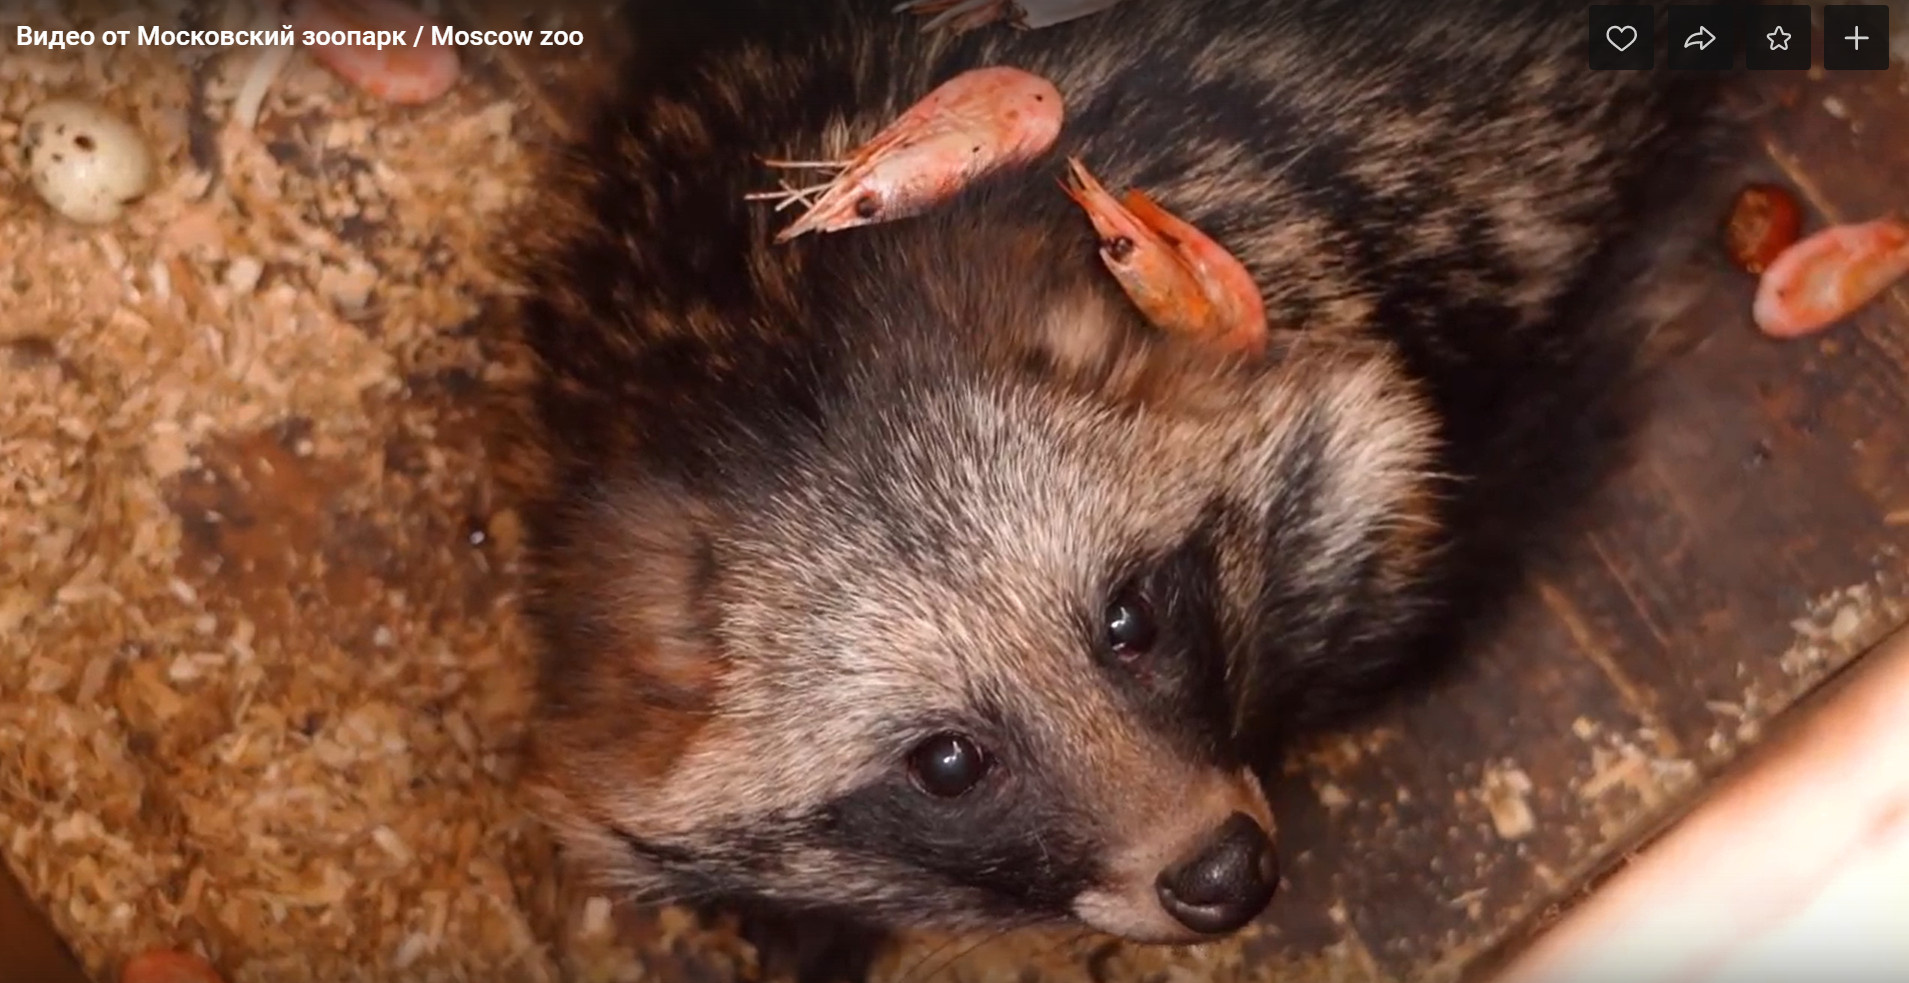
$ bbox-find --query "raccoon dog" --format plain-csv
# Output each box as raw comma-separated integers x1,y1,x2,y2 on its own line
511,0,1727,969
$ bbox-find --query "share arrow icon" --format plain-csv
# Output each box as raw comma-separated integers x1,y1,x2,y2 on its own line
1683,25,1717,50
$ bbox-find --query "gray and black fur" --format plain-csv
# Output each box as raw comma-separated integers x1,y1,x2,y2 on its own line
508,1,1735,979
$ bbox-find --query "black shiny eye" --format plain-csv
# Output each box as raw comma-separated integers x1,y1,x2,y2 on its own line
907,732,988,798
1103,583,1157,657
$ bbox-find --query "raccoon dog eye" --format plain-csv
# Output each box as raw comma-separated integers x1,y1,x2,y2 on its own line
1102,582,1157,657
907,732,989,798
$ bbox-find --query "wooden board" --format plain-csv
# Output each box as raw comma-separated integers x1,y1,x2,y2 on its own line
1487,622,1909,983
1198,63,1909,983
0,861,92,983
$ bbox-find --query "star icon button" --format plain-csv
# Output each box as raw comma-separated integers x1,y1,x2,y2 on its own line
1747,7,1812,70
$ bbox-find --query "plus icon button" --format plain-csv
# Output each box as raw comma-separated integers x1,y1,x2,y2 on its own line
1824,5,1891,70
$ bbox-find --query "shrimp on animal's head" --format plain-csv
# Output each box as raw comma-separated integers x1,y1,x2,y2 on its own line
747,66,1064,242
1061,157,1269,357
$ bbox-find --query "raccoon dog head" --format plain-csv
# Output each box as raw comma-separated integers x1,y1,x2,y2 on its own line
524,202,1443,945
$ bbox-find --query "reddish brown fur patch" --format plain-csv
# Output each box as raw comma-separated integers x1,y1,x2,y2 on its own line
534,684,716,789
542,507,728,782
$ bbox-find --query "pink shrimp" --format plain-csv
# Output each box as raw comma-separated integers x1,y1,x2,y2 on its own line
121,949,225,983
1061,157,1269,357
747,66,1064,243
1753,216,1909,339
893,0,1129,33
291,0,461,107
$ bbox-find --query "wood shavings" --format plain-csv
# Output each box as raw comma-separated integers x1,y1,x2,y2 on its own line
316,261,378,316
1782,575,1907,677
1480,763,1537,841
578,896,614,939
220,257,263,296
230,45,296,132
1577,738,1700,825
0,5,656,982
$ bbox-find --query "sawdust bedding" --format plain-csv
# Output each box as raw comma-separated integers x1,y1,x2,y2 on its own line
1,4,711,981
0,4,1230,982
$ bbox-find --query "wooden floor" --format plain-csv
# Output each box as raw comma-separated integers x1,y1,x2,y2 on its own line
1230,64,1909,983
1488,624,1909,983
1,860,90,983
4,35,1907,983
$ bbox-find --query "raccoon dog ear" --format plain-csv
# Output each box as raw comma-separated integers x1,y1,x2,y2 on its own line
532,475,730,762
1022,286,1290,419
602,489,728,711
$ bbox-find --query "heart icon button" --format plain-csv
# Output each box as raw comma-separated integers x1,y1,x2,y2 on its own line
1606,24,1638,51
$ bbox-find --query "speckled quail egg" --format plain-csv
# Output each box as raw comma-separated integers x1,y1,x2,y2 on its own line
20,99,156,225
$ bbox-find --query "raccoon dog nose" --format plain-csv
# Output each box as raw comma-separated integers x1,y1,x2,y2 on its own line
1155,812,1278,935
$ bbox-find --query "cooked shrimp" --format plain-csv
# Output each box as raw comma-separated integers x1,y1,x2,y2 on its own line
1753,216,1909,339
1723,183,1803,276
1061,157,1268,357
748,67,1064,243
894,0,1129,33
121,949,225,983
291,0,461,106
